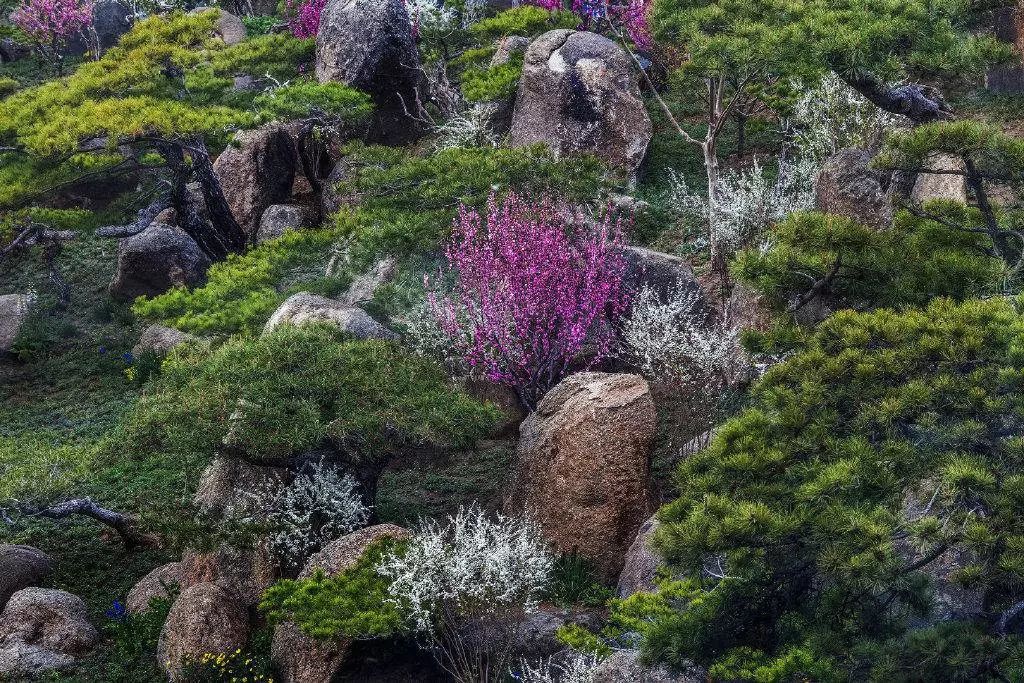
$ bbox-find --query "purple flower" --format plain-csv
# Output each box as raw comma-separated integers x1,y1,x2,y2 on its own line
105,600,126,621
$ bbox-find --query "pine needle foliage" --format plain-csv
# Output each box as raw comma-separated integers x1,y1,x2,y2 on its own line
627,297,1024,679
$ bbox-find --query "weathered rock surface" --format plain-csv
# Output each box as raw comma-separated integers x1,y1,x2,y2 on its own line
180,544,279,609
0,293,33,354
593,649,704,683
621,246,705,303
213,125,297,236
126,562,184,615
255,204,316,244
0,588,98,679
158,583,250,682
0,545,53,612
461,377,527,438
133,323,198,356
193,456,290,519
108,223,211,301
272,524,410,683
338,257,398,306
190,7,246,45
815,148,893,230
911,153,967,204
263,292,398,340
315,0,422,143
506,372,657,580
986,5,1024,94
617,516,662,598
510,30,651,173
91,0,134,51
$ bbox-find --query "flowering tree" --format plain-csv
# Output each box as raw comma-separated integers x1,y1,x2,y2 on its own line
285,0,325,38
10,0,93,71
378,506,554,683
429,192,629,408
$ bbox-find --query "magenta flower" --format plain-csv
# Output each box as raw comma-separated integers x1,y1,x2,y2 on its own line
429,192,630,408
11,0,93,65
285,0,326,38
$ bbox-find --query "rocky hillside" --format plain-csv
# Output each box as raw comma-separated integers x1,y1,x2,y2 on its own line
1,0,1024,681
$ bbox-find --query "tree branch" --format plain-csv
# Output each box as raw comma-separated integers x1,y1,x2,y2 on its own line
23,498,160,548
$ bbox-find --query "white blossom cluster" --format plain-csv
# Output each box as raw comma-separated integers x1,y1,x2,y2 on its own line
378,505,553,634
406,0,458,30
431,105,498,151
620,284,741,388
668,156,817,253
788,73,902,162
400,298,469,376
513,653,601,683
235,458,369,569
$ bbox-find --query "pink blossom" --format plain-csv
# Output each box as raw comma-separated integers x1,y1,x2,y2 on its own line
285,0,326,38
11,0,93,52
429,192,630,407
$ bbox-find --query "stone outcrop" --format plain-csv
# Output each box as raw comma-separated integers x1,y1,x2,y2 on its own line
158,582,250,682
315,0,422,143
179,544,279,610
506,372,657,580
126,562,184,615
255,204,316,244
509,30,652,173
132,324,198,356
263,292,398,341
911,153,967,204
815,148,893,230
593,649,704,683
0,588,98,679
338,257,398,306
108,223,210,301
0,293,33,353
617,516,662,598
272,524,410,683
0,545,53,612
193,456,290,519
190,7,246,46
476,35,531,135
213,125,297,236
986,4,1024,94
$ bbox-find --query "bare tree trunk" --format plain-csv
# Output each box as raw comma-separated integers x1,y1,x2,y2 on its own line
24,498,161,548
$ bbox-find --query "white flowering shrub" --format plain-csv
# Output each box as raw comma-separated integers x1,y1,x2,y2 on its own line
378,505,554,683
620,284,742,389
668,156,816,254
432,105,498,151
789,73,902,162
513,653,601,683
234,458,369,570
399,298,469,375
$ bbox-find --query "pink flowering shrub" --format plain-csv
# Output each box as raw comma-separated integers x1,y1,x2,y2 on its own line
11,0,93,66
285,0,326,38
429,193,629,407
527,0,652,51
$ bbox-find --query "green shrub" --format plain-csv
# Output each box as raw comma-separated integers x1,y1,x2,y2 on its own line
618,297,1024,679
544,552,614,608
460,59,523,103
333,142,609,264
133,226,346,336
734,208,1004,314
261,537,406,640
468,6,579,42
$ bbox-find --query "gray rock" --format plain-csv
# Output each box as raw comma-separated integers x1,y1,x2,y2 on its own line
510,30,652,173
158,583,250,682
190,7,246,46
0,588,98,679
0,293,33,354
506,372,657,581
193,456,290,519
108,223,211,301
213,125,298,236
911,153,967,204
263,292,398,341
315,0,422,144
513,607,604,660
179,544,279,609
132,323,198,356
986,6,1024,95
815,148,893,230
593,649,704,683
0,545,53,612
338,257,397,306
0,38,31,63
255,204,316,244
126,562,183,615
621,246,710,315
92,0,133,50
617,516,662,598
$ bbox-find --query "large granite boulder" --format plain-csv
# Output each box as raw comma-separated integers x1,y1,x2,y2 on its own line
506,372,657,580
315,0,422,143
190,7,246,46
911,153,967,204
213,124,298,237
621,246,706,304
0,293,33,354
158,582,250,682
272,524,410,683
593,649,704,683
108,223,210,301
179,544,279,610
509,30,651,173
263,292,398,341
193,456,290,519
0,588,98,679
0,545,53,612
815,148,893,230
